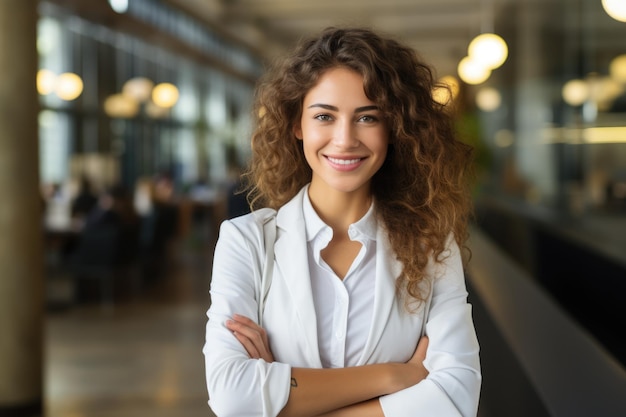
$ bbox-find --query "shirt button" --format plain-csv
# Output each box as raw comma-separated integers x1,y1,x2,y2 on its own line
335,330,344,339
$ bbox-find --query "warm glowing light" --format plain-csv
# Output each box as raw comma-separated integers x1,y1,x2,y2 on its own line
468,33,508,70
589,76,624,110
583,127,626,143
104,93,139,118
37,69,57,95
55,72,83,101
108,0,129,13
541,127,626,144
458,56,491,85
432,75,460,105
602,0,626,22
494,129,514,147
152,83,179,108
122,77,154,102
610,54,626,83
562,79,589,106
476,87,502,111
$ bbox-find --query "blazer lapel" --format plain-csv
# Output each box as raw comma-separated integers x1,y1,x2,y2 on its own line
273,188,323,368
357,224,403,365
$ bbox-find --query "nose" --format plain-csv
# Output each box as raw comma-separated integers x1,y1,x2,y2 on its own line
331,119,358,149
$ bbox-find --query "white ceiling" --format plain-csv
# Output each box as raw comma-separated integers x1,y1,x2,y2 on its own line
168,0,514,78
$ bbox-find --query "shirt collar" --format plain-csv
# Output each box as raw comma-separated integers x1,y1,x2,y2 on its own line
349,200,377,242
302,185,377,243
303,186,331,243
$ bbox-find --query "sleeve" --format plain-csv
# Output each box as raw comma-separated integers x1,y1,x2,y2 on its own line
203,219,292,417
379,238,482,417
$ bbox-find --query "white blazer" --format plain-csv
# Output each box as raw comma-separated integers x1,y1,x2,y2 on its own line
204,186,481,417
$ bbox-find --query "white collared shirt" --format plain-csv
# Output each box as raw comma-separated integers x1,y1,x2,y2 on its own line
302,190,377,368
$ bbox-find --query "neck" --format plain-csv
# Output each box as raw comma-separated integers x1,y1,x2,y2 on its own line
307,187,371,233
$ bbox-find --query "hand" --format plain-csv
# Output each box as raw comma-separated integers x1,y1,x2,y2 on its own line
406,335,429,379
225,314,275,362
388,335,430,393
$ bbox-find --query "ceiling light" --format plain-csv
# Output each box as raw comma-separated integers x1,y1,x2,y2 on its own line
152,83,179,108
476,87,502,111
55,72,83,101
468,33,508,70
37,69,57,95
458,56,491,85
602,0,626,22
562,79,589,106
609,54,626,84
108,0,129,14
123,77,154,102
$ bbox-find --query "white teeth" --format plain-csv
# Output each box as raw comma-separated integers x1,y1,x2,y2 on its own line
328,157,362,165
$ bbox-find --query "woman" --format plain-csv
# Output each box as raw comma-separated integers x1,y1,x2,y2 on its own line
204,27,481,417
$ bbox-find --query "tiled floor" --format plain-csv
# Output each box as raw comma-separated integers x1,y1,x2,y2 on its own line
45,240,217,417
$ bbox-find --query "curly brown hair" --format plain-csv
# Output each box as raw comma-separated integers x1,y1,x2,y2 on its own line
246,27,474,306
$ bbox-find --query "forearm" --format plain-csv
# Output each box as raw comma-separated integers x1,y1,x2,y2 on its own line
315,399,384,417
278,364,401,417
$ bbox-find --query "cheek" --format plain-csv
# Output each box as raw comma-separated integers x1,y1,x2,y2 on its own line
301,125,326,151
376,148,389,171
372,131,390,157
301,139,319,167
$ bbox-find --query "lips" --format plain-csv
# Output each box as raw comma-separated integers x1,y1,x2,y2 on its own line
327,156,363,165
325,155,366,171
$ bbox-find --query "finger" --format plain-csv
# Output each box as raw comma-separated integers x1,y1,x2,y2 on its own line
226,317,274,362
226,320,271,357
227,319,267,345
232,314,268,339
233,331,261,359
233,314,258,326
234,330,273,362
261,331,270,349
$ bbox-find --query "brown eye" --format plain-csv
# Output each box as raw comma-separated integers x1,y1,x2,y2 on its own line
357,115,377,123
315,114,333,122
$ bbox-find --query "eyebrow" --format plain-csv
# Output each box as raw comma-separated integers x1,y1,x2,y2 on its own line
307,103,379,112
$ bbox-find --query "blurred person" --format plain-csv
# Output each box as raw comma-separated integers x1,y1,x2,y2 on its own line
150,173,179,246
70,175,98,226
204,27,480,417
133,177,154,217
188,176,221,240
138,173,180,283
83,184,140,259
41,182,64,228
68,184,140,302
51,177,98,260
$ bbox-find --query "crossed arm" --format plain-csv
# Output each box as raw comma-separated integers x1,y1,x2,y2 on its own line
206,220,480,417
226,314,430,417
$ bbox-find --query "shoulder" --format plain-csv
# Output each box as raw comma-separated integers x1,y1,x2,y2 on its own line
219,208,277,246
226,207,277,229
221,186,305,241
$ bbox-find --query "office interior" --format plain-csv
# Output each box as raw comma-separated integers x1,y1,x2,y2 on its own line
1,0,625,416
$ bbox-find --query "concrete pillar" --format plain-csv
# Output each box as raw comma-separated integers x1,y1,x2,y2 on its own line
0,1,44,415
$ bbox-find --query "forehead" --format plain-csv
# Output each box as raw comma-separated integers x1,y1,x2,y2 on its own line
303,67,372,105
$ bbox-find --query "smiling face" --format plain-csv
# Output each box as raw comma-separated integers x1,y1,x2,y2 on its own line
294,67,389,203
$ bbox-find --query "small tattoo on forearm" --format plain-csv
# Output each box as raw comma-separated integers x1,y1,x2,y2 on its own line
290,378,298,388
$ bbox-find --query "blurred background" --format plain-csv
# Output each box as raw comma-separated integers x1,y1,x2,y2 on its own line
1,0,625,416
